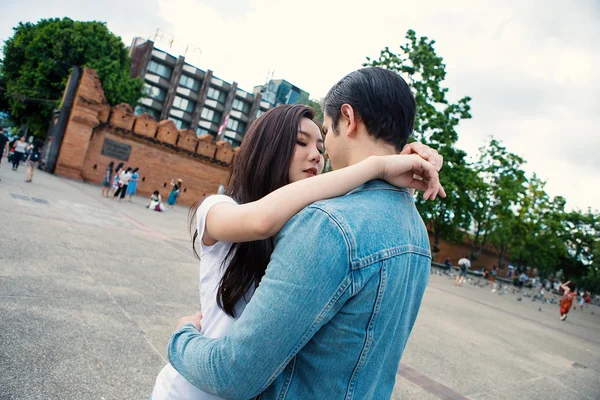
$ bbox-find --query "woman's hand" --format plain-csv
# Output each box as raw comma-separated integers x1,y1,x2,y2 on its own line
401,142,443,171
175,312,203,331
376,154,446,200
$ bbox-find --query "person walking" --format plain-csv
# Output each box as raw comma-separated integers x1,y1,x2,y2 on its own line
455,256,471,286
101,161,115,197
12,136,27,171
559,281,576,321
24,141,42,182
0,129,9,181
490,265,498,292
167,178,182,209
126,168,139,201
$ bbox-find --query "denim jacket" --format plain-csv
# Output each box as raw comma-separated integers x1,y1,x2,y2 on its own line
168,180,431,399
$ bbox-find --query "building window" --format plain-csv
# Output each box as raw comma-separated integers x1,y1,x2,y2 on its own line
179,74,200,91
169,117,189,130
135,105,160,120
196,127,216,137
201,107,222,123
172,96,195,112
147,60,173,80
232,98,250,113
223,137,241,148
207,87,226,103
227,118,246,134
144,84,166,101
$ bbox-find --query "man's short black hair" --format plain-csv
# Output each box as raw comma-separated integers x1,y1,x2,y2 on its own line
323,67,416,152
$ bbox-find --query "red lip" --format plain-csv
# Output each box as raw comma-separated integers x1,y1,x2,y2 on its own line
304,168,317,176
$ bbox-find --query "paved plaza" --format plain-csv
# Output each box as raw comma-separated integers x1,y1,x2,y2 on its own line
1,168,599,400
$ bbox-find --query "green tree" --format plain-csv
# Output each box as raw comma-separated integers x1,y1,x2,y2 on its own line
364,29,474,251
471,138,527,266
510,177,568,275
0,18,144,137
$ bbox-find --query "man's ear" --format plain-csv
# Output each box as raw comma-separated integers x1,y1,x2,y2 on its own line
340,104,359,138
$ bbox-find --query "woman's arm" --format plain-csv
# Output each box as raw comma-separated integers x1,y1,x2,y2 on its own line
203,154,444,244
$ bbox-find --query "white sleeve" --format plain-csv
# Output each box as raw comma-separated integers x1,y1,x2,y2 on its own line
196,195,238,248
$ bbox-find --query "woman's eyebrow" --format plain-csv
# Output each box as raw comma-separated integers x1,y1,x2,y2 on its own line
298,130,324,143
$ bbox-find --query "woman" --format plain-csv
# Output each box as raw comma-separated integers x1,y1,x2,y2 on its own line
110,162,124,197
12,136,28,171
148,190,164,212
24,141,42,183
101,161,115,197
167,178,182,209
126,167,140,201
150,104,444,400
559,281,576,321
113,167,132,201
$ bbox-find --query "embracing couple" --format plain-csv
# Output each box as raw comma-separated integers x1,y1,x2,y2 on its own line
151,67,445,399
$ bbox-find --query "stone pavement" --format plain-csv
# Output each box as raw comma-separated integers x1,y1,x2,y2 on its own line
1,167,599,399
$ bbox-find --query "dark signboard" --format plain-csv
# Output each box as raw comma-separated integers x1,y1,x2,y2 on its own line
101,139,131,161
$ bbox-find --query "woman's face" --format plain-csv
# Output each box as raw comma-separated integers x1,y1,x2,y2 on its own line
288,118,325,183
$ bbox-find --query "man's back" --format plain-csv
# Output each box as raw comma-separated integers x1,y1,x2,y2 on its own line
168,181,432,400
260,180,431,399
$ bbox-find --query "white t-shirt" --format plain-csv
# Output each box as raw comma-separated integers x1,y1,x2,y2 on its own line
458,258,471,269
119,171,132,185
152,195,255,400
14,141,28,153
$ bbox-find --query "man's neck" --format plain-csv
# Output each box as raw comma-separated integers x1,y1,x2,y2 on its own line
347,140,397,166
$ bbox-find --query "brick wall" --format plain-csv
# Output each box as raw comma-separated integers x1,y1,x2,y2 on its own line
81,126,229,205
54,67,232,206
430,235,511,275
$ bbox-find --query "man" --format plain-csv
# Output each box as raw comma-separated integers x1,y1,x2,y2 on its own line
168,68,437,399
0,128,9,182
455,256,471,286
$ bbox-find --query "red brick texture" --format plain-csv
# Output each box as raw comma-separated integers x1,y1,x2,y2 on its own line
196,135,217,158
109,104,135,131
177,129,199,153
215,141,234,164
55,68,110,180
156,120,179,145
132,113,158,138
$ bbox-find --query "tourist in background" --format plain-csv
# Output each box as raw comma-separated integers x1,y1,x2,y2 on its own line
167,178,182,209
12,136,27,171
101,161,114,197
109,162,124,197
455,256,470,286
126,167,139,201
24,140,42,183
559,281,576,321
148,190,164,212
0,129,9,182
113,167,132,201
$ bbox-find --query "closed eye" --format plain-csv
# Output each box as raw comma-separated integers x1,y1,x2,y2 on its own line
296,140,306,147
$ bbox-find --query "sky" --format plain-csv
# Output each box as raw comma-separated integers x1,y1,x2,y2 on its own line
1,0,599,211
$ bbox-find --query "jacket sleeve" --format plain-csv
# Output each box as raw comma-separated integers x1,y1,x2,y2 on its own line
168,206,351,399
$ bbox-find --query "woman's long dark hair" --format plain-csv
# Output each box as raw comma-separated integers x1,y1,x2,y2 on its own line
189,104,316,317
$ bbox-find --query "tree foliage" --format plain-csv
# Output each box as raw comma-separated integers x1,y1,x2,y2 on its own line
0,18,144,137
364,29,474,249
363,30,599,288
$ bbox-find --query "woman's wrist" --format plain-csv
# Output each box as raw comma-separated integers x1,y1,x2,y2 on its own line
365,155,384,180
